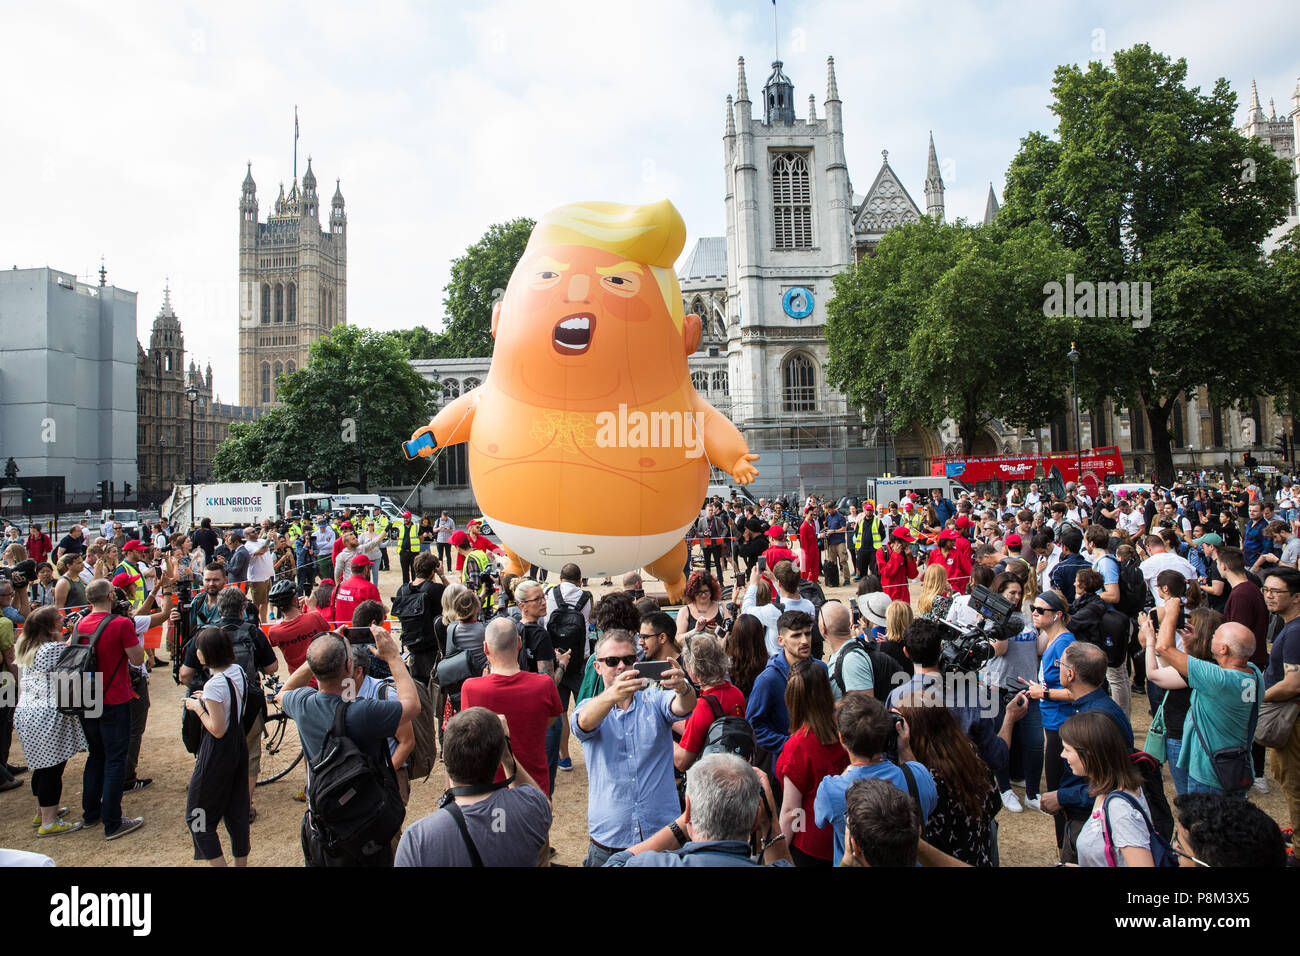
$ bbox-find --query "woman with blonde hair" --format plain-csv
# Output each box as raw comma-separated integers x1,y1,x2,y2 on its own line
877,600,915,677
916,562,953,620
13,606,86,834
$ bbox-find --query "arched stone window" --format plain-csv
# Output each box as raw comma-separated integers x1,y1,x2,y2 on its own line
712,370,728,393
441,379,460,399
261,284,270,324
462,378,481,392
782,352,817,412
287,283,296,323
275,284,283,323
691,371,709,392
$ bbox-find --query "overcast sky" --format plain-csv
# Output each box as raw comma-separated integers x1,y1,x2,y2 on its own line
2,0,1297,401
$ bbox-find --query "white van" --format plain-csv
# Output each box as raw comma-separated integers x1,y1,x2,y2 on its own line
840,476,971,510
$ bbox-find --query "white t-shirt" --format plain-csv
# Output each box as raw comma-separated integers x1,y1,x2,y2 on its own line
244,538,273,583
1076,789,1153,868
1139,551,1198,604
1118,511,1146,537
202,666,248,731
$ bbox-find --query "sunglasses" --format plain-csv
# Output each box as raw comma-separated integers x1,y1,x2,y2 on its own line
598,655,638,668
1031,606,1056,614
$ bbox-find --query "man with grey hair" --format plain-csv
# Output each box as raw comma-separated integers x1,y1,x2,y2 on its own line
461,617,562,797
604,754,791,866
572,628,697,866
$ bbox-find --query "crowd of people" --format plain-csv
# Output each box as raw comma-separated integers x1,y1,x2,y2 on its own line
0,472,1296,868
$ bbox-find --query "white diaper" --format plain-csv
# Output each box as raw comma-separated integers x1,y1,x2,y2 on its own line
483,515,693,576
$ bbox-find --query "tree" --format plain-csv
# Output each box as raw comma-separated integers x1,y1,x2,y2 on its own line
438,217,535,357
387,325,443,361
825,217,1083,453
999,44,1298,482
212,325,436,489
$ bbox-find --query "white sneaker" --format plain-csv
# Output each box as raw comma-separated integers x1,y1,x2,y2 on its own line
1023,796,1042,812
1000,789,1023,813
1253,777,1270,794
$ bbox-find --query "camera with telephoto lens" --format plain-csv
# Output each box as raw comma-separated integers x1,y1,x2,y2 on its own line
933,584,1016,675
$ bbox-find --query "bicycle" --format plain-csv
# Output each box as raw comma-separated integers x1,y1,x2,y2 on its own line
256,675,303,786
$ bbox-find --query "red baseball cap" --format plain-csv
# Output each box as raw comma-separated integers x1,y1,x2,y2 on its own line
956,516,972,529
449,531,470,546
902,501,915,511
351,554,373,567
402,511,412,519
123,540,147,551
111,572,135,588
765,525,786,539
340,521,353,529
863,501,875,511
939,529,958,541
891,527,915,543
1005,533,1022,547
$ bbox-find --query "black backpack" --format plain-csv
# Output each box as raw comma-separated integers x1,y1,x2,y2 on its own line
53,613,124,717
1107,555,1147,617
222,620,266,733
833,636,905,702
1130,748,1174,842
1103,788,1177,867
391,581,438,652
546,589,590,654
377,677,438,782
700,695,756,762
306,699,406,866
797,579,826,610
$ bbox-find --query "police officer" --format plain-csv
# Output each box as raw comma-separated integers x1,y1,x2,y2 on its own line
394,511,420,586
854,501,887,579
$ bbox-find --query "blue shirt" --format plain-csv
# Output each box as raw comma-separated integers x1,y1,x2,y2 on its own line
1056,687,1134,813
933,497,956,525
1039,632,1076,731
1092,552,1121,587
825,511,847,546
571,687,681,848
604,840,791,867
746,653,828,759
1243,519,1269,567
814,761,938,865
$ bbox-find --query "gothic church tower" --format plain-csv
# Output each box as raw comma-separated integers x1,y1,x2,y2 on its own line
238,117,347,409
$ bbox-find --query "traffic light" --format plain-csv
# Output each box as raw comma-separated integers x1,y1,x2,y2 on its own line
124,481,132,497
1276,435,1289,462
99,479,108,504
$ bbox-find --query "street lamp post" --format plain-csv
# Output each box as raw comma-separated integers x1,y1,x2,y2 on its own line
876,384,893,477
186,384,198,532
1067,343,1082,483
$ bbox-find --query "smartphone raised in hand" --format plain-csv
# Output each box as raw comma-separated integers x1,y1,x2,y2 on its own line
633,660,672,682
344,626,376,645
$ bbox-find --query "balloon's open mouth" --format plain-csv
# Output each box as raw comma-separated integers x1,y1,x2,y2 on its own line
553,312,595,354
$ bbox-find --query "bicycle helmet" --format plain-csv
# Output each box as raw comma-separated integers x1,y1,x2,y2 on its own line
268,579,298,607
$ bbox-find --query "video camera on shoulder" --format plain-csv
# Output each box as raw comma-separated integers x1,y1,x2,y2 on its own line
933,584,1015,675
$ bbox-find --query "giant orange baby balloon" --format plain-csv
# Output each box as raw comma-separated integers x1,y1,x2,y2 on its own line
404,200,758,601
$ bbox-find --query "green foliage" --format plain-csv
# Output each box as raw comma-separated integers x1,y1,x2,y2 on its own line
212,325,436,489
387,325,443,361
826,218,1084,453
438,217,535,358
1000,43,1298,481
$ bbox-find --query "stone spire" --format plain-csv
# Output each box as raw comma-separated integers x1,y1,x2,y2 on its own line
725,94,735,136
1270,97,1277,121
983,183,1000,225
826,56,840,102
1250,78,1266,122
924,132,945,221
808,94,817,121
737,56,750,103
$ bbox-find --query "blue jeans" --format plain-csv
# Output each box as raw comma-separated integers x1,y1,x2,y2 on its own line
995,692,1043,798
584,841,621,867
81,701,133,834
1185,773,1248,800
1165,738,1189,794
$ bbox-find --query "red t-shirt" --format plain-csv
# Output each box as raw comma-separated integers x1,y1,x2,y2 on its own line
763,545,798,569
460,670,562,796
332,574,381,625
268,609,332,673
74,611,140,707
775,726,849,861
678,682,746,755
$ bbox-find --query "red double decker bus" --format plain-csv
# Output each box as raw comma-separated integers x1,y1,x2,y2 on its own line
930,446,1125,498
